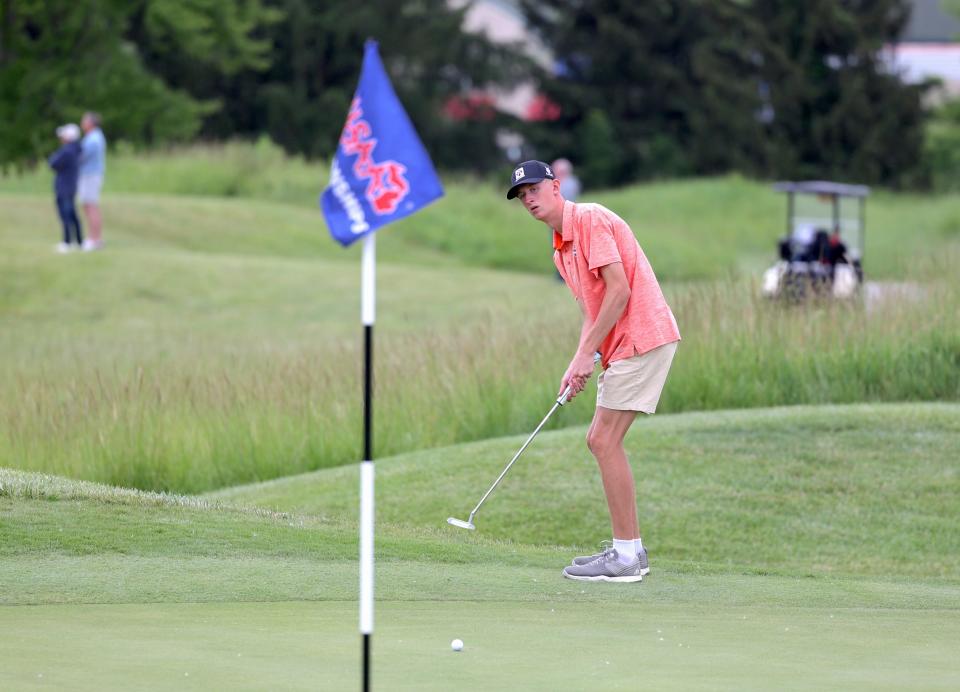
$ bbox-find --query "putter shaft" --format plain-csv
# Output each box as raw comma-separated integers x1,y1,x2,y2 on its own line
466,385,572,519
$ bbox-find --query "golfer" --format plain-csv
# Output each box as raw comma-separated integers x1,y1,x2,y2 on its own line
508,160,680,582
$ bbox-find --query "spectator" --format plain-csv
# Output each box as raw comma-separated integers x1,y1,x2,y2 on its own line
548,159,582,281
48,124,84,253
552,158,581,201
79,112,107,251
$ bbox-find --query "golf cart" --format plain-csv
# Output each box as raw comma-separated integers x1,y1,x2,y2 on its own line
761,181,868,301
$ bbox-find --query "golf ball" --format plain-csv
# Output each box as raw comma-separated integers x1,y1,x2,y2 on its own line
451,638,464,652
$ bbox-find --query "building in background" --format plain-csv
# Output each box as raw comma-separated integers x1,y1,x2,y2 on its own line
887,0,960,100
447,0,560,161
450,0,556,121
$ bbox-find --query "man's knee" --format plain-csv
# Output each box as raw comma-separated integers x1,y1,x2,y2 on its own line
586,426,619,459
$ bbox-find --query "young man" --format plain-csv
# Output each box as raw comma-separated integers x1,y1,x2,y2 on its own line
48,123,84,253
507,160,680,583
78,111,107,251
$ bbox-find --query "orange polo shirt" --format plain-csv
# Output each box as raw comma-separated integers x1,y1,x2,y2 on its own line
553,200,680,369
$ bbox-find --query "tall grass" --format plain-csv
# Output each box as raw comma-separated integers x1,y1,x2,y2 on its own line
2,270,957,494
663,277,960,411
0,137,326,204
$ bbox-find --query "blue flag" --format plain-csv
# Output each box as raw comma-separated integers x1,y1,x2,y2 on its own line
321,41,444,246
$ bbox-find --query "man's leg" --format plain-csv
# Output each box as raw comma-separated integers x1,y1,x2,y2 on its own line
586,405,639,540
83,203,102,244
562,407,644,581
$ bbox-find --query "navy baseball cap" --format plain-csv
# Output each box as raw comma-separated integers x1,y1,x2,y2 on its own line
506,160,556,199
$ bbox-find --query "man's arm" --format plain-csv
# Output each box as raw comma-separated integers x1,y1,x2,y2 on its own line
560,261,631,398
48,147,66,170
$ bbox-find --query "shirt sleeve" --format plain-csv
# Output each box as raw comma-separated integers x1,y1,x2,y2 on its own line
584,210,622,279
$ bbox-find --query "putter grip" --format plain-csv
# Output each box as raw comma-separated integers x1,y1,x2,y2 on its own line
557,385,574,406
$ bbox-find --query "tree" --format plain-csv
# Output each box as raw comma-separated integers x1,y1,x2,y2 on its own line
519,0,773,184
201,0,532,170
519,0,928,187
0,0,275,168
1,1,535,172
753,0,927,187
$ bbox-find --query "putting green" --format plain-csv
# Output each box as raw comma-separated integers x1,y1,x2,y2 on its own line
2,600,958,691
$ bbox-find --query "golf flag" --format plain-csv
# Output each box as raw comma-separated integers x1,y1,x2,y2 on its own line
319,40,444,692
321,40,444,245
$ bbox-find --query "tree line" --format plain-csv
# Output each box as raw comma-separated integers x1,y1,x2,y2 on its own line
0,0,950,187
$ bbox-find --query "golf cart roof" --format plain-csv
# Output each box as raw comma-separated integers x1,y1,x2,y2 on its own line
773,181,870,198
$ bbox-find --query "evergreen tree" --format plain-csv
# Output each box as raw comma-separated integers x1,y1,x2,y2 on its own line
754,0,927,187
519,0,772,184
520,0,928,187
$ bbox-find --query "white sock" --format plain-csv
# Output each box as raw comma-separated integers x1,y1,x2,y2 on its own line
612,538,636,565
635,538,644,555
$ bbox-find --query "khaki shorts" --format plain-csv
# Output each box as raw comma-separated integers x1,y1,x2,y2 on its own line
78,174,103,204
596,341,678,414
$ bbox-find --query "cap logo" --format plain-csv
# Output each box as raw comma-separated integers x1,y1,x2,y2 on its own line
545,165,552,177
514,166,525,181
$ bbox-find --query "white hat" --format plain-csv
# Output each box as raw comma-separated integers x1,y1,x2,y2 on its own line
56,123,81,142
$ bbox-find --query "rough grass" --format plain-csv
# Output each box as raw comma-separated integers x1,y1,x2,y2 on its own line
3,272,958,493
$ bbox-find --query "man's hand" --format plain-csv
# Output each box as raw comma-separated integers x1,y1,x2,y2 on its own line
559,350,597,400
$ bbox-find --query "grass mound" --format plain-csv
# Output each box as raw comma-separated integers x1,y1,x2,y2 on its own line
4,402,958,606
212,402,960,579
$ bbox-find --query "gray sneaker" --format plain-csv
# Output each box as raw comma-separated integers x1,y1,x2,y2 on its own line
572,543,650,576
562,549,643,583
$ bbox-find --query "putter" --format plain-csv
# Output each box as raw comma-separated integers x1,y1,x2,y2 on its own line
447,384,574,530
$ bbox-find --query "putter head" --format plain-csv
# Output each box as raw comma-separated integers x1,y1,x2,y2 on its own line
446,516,476,530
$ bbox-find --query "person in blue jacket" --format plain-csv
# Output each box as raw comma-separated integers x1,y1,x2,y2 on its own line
48,123,84,253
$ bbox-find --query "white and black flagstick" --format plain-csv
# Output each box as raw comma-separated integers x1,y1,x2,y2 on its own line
360,232,376,691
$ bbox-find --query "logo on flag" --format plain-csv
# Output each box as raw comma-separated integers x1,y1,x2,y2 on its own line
322,41,444,246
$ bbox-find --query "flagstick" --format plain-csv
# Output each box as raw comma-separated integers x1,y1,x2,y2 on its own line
360,232,375,691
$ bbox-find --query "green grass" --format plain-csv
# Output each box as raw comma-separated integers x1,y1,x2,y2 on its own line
0,139,327,205
3,154,960,491
3,262,958,493
211,402,960,577
2,404,959,689
4,142,959,688
3,602,959,691
3,403,958,592
5,141,960,279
